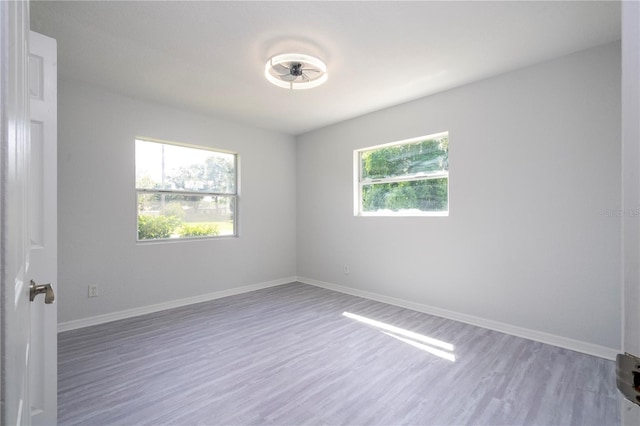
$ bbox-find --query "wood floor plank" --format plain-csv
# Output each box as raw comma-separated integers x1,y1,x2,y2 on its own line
58,282,621,425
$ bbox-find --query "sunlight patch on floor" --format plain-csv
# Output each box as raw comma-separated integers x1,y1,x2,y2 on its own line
342,311,456,362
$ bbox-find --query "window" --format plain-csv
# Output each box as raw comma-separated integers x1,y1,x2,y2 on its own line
135,139,237,240
355,132,449,216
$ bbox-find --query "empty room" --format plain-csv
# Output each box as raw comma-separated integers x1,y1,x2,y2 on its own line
2,0,640,425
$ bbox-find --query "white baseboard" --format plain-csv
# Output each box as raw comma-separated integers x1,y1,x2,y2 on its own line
58,275,620,360
57,277,296,333
297,276,620,361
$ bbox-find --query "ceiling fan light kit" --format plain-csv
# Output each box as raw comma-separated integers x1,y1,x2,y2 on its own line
265,53,328,90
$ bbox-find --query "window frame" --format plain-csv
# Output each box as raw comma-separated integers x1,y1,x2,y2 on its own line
354,132,449,217
135,137,239,242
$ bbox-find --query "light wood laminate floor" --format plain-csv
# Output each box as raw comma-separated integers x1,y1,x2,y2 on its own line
58,282,620,425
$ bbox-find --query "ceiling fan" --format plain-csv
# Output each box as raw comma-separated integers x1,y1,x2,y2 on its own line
272,62,320,82
265,53,328,90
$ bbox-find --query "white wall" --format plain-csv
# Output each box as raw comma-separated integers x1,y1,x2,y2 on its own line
58,80,297,324
623,0,640,357
297,43,622,351
622,1,640,423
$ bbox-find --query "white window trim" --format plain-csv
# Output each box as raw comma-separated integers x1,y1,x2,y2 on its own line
354,132,449,217
135,137,239,242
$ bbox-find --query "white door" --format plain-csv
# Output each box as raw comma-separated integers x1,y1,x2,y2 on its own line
28,30,58,425
1,1,35,424
0,4,58,425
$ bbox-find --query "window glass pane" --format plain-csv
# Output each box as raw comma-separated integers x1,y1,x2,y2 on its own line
362,178,448,213
361,136,448,180
137,192,235,240
135,139,235,194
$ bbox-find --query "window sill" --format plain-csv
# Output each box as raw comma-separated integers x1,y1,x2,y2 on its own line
356,210,449,217
136,234,238,244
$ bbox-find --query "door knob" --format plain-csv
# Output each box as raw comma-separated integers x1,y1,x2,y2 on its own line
30,280,55,304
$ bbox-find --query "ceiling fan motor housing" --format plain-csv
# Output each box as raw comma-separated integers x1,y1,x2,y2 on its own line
290,63,303,76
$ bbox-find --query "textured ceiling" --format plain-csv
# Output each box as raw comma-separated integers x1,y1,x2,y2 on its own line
30,1,621,136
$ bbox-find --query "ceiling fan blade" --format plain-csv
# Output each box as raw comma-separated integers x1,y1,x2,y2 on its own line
301,68,321,73
301,73,310,81
272,63,290,75
279,73,296,81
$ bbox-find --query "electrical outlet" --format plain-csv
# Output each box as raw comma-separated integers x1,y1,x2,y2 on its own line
88,284,99,298
343,265,350,275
